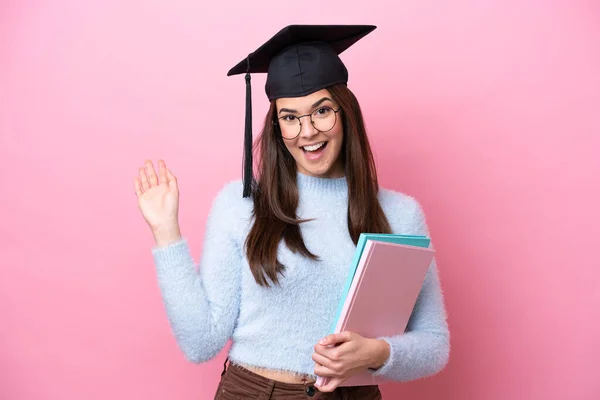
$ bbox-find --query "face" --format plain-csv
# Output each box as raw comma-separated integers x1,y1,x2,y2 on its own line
275,89,344,179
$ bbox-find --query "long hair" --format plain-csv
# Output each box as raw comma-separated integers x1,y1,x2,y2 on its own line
244,84,391,287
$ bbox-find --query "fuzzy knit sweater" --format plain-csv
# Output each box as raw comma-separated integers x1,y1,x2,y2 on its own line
151,172,450,382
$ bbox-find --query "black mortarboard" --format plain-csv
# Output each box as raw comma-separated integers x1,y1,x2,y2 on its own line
227,24,377,197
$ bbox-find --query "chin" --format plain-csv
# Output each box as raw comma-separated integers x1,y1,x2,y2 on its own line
298,162,341,178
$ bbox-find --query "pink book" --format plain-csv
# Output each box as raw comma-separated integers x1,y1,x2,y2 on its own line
316,240,435,388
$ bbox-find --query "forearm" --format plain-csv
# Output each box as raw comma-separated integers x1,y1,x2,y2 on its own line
372,329,449,381
152,238,233,363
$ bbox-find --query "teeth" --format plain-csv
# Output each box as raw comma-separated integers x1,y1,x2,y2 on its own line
303,142,326,152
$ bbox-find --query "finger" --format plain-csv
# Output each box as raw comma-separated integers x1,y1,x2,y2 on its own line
166,168,177,190
316,377,343,393
145,160,158,186
312,352,339,372
314,362,337,378
314,343,346,361
139,167,150,191
313,343,335,357
134,177,143,196
319,331,352,346
158,160,168,185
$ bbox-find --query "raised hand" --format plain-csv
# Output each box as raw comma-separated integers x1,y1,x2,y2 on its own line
134,159,182,247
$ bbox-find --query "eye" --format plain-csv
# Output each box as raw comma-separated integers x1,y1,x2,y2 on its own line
313,107,332,118
281,115,297,123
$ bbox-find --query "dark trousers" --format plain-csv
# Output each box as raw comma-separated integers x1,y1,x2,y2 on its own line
214,359,382,400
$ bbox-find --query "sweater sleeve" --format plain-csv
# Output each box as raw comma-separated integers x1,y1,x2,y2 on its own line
371,199,450,382
150,183,243,363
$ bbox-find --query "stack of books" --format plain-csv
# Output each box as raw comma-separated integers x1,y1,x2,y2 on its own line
316,233,435,387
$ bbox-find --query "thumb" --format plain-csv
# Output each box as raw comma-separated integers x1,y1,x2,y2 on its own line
166,169,178,190
316,377,342,392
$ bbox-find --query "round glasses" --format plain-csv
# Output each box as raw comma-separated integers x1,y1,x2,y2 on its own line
275,106,341,140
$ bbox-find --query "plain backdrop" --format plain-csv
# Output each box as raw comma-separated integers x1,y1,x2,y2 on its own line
1,1,599,399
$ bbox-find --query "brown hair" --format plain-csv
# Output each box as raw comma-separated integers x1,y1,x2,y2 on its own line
244,84,391,287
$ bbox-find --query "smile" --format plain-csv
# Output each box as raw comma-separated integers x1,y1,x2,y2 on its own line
302,142,327,152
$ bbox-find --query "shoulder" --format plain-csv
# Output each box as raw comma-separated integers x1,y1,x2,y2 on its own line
377,187,421,215
213,179,246,203
377,186,429,236
207,179,254,225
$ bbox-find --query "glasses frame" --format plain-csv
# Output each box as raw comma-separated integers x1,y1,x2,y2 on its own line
273,106,342,140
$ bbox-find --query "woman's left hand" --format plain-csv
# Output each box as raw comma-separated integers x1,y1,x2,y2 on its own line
312,331,390,392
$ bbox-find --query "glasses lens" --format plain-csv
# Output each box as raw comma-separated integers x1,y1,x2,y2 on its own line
278,107,337,139
279,116,301,139
311,107,336,132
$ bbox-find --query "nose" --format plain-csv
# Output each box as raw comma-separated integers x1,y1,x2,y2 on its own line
298,115,318,139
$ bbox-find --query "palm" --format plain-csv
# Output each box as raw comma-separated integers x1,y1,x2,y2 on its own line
134,160,180,231
139,181,178,229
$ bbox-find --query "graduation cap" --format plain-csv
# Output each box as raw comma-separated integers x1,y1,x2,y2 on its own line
227,24,377,197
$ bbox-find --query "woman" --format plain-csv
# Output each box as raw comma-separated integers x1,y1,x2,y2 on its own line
134,25,449,399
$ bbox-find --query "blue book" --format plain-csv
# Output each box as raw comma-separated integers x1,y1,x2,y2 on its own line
329,233,431,333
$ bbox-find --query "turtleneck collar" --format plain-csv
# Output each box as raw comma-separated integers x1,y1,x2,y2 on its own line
296,171,348,197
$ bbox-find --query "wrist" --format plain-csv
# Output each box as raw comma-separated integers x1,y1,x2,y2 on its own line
152,224,182,247
368,339,390,370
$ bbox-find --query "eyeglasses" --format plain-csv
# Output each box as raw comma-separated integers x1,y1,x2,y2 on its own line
274,106,341,140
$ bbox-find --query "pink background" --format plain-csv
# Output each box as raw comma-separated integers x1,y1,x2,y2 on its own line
1,1,599,399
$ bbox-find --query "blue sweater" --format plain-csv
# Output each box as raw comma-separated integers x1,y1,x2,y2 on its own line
151,173,450,382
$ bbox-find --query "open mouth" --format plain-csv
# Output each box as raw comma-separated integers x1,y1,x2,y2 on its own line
301,141,328,161
302,141,328,153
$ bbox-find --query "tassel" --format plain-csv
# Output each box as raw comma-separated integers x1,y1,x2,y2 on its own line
243,56,253,198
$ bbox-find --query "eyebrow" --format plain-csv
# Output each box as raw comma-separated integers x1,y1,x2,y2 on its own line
278,97,334,115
